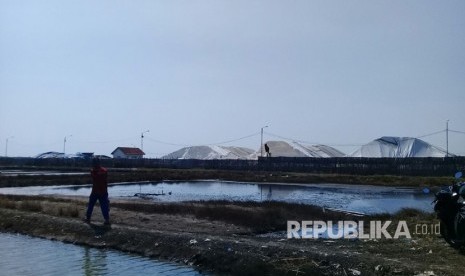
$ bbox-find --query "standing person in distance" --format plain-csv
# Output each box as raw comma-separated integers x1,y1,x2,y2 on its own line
265,143,271,157
84,158,110,225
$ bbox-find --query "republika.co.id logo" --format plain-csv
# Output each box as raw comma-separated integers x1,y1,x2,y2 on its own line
287,220,440,239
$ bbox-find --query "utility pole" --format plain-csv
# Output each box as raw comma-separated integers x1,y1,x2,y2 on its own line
63,135,72,156
260,126,268,158
446,120,449,157
141,130,149,151
5,136,13,157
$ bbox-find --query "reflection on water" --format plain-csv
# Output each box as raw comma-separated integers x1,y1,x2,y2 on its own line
0,233,204,276
83,247,108,276
0,180,435,214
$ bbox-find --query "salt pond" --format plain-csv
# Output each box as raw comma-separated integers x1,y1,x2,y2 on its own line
0,180,435,214
0,232,204,276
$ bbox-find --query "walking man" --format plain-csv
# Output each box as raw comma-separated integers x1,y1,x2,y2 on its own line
84,158,110,225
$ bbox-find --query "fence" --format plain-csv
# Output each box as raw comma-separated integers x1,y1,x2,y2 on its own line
256,157,465,176
1,156,464,176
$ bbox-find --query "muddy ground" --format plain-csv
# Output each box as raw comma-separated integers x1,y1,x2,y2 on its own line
1,193,464,276
0,167,455,188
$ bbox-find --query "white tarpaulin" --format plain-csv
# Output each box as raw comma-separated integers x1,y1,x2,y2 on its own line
162,145,255,160
163,141,345,160
349,136,450,158
253,141,345,158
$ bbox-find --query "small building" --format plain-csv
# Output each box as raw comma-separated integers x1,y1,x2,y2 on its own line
111,147,145,159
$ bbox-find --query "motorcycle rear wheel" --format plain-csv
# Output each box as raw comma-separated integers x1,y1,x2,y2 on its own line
440,221,464,248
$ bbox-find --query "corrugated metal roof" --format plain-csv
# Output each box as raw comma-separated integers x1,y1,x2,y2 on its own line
111,147,145,155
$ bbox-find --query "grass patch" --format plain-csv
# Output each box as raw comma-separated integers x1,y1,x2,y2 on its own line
0,197,17,209
360,208,439,239
58,206,80,218
395,207,434,219
113,200,358,232
19,200,42,212
0,195,44,212
0,194,82,218
369,208,435,221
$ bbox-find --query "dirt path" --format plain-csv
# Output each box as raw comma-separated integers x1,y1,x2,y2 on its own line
0,167,453,188
1,195,464,275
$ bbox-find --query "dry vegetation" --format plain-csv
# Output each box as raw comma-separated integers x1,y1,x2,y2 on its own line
0,167,455,188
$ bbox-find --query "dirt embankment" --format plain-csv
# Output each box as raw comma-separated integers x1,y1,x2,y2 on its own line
1,194,464,275
0,167,454,188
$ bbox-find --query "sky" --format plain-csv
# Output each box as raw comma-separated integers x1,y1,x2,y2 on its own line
1,0,464,158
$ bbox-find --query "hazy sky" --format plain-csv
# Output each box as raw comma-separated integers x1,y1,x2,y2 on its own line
1,0,464,157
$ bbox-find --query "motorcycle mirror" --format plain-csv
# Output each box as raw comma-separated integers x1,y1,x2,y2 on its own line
455,172,463,179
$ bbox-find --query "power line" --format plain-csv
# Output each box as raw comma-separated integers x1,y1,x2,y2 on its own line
264,131,363,147
14,140,62,147
209,132,261,145
144,137,190,147
145,131,261,148
450,129,465,135
9,126,464,155
415,129,445,139
264,131,318,144
264,127,461,148
75,137,136,144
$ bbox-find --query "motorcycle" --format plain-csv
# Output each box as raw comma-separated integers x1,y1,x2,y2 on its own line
433,172,465,247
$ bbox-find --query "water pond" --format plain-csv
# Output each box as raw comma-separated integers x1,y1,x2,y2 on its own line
0,180,435,214
0,232,204,276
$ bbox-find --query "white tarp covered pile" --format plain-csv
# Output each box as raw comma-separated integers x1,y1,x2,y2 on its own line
163,141,345,160
348,136,450,158
162,145,255,160
35,152,94,159
252,140,345,158
35,151,66,158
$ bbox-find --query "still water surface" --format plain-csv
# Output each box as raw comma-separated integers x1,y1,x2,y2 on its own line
0,233,204,276
0,181,435,214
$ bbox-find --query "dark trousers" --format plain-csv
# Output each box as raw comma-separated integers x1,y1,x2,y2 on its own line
86,193,110,221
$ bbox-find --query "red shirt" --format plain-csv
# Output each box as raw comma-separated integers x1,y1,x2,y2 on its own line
91,166,108,195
